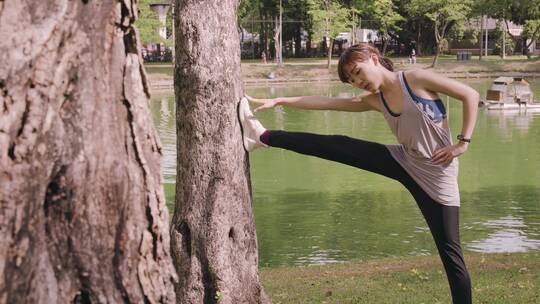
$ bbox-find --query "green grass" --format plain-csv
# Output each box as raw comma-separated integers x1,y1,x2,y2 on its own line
260,253,540,304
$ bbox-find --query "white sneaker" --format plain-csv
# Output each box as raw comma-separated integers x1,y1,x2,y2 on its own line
238,97,268,152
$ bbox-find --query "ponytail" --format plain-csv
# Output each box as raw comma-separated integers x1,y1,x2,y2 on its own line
379,56,394,72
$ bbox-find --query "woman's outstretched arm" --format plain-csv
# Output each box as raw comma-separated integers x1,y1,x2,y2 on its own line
245,93,380,113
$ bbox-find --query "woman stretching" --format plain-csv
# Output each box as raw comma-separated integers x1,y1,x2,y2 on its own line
239,43,478,304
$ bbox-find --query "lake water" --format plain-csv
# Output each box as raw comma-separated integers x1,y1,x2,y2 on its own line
151,78,540,267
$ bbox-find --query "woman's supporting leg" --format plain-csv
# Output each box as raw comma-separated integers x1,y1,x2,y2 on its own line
406,185,472,304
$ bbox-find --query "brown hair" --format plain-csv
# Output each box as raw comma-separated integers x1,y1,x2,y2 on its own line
337,43,394,83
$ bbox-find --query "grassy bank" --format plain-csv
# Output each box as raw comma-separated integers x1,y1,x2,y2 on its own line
145,55,540,91
260,253,539,304
146,55,540,87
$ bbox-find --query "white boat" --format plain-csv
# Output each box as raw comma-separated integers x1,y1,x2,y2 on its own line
484,77,539,111
486,102,540,112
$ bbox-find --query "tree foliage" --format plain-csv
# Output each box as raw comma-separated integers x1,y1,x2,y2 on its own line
135,0,171,46
234,0,540,58
407,0,472,66
368,0,404,54
307,0,350,41
523,19,540,41
307,0,351,67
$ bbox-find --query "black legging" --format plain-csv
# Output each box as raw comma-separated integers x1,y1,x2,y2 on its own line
263,130,472,304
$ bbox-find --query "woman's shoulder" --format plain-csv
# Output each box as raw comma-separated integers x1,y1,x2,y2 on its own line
403,69,454,90
404,69,477,101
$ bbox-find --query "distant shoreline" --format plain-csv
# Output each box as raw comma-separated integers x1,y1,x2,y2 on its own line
147,57,540,92
148,71,540,92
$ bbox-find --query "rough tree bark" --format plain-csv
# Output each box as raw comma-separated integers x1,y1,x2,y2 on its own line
0,1,177,303
172,0,270,303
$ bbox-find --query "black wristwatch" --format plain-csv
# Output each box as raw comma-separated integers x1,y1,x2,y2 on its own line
457,134,471,143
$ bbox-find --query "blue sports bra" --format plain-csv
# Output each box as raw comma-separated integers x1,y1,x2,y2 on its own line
402,74,447,123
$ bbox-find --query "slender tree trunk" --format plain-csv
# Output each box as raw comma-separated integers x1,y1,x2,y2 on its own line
274,15,280,63
382,29,388,56
503,19,520,57
351,11,356,45
480,15,484,60
327,38,334,69
502,18,506,59
259,13,266,57
265,15,271,58
431,44,441,67
294,26,302,57
485,25,489,57
416,19,423,56
0,0,177,303
431,21,448,68
173,0,270,303
431,28,441,68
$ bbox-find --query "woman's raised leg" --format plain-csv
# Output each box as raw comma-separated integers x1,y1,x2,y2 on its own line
262,130,409,181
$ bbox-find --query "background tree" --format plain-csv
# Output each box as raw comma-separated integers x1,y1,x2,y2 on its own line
407,0,473,67
307,0,351,68
239,0,280,59
504,0,540,58
363,0,404,55
492,21,516,57
173,0,270,303
283,0,312,58
470,0,540,58
446,20,480,54
0,0,177,302
135,0,172,46
469,0,489,60
522,19,540,58
392,1,434,56
239,0,264,57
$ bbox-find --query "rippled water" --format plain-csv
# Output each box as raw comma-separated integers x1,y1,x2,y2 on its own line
151,78,540,267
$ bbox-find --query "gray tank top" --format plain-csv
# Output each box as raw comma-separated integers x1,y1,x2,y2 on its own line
379,71,460,206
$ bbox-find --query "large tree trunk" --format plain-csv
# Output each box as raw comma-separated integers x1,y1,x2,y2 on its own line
173,0,270,303
0,0,177,303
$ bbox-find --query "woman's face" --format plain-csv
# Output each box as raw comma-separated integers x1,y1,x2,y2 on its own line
345,56,383,93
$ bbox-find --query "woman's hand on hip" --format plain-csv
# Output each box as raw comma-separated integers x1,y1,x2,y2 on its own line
245,94,279,112
431,142,468,165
